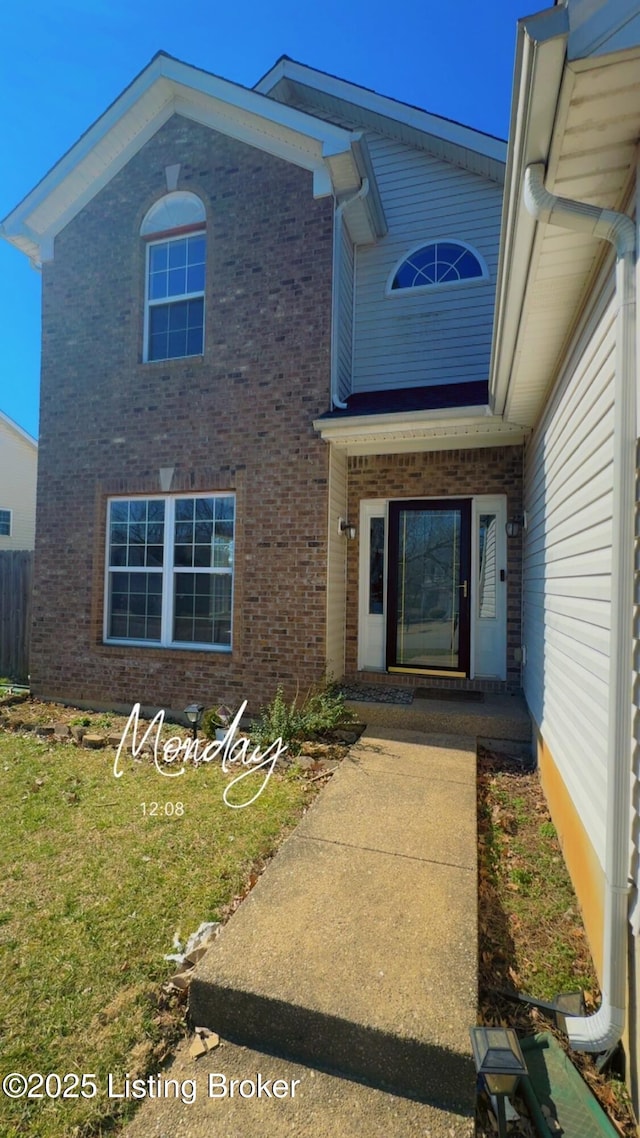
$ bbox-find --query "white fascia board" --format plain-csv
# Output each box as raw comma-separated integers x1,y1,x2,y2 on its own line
256,57,506,165
172,90,326,172
161,55,355,151
0,409,38,448
1,53,362,263
313,405,527,441
489,6,569,418
15,98,177,265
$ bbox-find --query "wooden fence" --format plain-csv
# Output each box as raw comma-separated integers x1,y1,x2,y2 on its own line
0,551,33,683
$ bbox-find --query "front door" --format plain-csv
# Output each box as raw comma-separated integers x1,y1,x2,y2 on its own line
386,499,472,676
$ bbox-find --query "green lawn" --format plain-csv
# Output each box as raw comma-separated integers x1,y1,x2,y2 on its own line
0,730,312,1137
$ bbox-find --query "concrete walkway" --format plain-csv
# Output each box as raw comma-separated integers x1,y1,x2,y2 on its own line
122,726,478,1136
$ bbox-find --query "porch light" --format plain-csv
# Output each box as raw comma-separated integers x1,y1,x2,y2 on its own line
505,516,522,538
338,517,357,540
184,702,204,741
469,1026,528,1138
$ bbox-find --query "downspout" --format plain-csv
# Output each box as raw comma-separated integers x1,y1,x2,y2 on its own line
331,179,369,409
524,162,636,1052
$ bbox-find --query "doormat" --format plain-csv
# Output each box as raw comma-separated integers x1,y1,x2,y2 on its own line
339,683,414,705
414,688,485,702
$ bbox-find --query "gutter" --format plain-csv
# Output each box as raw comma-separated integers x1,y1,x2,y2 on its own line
524,162,636,1053
489,5,568,418
330,179,370,409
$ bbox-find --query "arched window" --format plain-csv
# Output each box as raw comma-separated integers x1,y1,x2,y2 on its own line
388,240,487,294
141,192,207,362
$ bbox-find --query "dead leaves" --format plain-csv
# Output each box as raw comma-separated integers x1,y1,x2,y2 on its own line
189,1026,220,1059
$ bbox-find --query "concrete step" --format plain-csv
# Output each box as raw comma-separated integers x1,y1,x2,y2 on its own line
345,692,531,745
190,729,478,1111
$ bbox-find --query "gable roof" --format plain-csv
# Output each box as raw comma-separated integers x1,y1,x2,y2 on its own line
1,52,386,266
256,56,507,184
0,410,38,449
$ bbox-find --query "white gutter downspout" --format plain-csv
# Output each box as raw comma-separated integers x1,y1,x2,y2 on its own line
331,179,369,409
524,162,636,1052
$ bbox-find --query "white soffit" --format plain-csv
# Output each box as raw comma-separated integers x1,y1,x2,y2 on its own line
256,59,506,184
313,410,527,456
1,53,377,263
504,45,640,426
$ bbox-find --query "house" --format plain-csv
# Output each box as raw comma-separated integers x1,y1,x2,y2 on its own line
0,410,37,550
0,51,525,713
490,0,640,1108
4,0,640,1110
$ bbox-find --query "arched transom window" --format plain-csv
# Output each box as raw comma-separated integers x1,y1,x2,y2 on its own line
141,191,207,362
389,240,487,293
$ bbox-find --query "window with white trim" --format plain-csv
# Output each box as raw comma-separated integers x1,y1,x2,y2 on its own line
0,509,11,536
141,191,207,363
105,494,234,649
388,240,487,293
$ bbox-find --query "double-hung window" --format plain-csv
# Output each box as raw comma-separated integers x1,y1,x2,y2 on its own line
105,494,234,650
146,233,206,361
0,509,11,536
140,191,207,362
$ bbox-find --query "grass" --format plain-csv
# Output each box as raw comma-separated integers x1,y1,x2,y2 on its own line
478,748,597,1004
0,729,314,1137
477,747,638,1137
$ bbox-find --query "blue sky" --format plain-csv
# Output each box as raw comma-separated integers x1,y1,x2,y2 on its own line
0,0,543,439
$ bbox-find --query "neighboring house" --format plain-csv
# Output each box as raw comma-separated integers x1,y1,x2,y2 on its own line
0,410,37,550
4,0,640,1109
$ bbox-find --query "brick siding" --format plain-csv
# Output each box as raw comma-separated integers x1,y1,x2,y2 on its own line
32,114,334,714
345,446,524,691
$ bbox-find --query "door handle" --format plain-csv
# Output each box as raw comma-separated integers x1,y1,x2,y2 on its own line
459,580,468,599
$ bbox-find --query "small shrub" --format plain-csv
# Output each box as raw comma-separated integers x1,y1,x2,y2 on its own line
253,682,354,754
69,715,92,728
201,708,222,740
201,705,234,740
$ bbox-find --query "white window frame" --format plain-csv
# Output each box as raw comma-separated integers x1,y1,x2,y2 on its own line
385,238,489,297
143,230,206,363
104,492,234,652
0,509,11,536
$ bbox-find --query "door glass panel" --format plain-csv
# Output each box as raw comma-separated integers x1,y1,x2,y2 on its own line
478,513,497,619
395,507,462,669
369,517,385,614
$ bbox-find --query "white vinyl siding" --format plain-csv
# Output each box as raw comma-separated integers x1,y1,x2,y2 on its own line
0,420,37,550
352,134,502,393
523,274,616,868
326,448,348,677
337,220,354,403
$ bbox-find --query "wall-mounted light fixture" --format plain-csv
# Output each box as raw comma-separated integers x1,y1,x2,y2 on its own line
338,517,357,540
184,702,204,741
505,516,523,538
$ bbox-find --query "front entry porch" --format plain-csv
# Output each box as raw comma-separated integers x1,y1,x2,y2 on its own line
359,494,509,681
341,445,524,693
